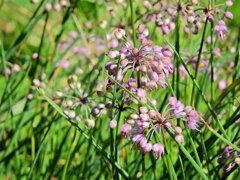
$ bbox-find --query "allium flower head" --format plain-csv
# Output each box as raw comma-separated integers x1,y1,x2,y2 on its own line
105,25,174,103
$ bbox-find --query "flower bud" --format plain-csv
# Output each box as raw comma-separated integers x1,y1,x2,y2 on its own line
27,94,34,100
143,28,149,37
140,76,148,86
138,24,144,33
127,119,135,125
223,163,232,172
45,2,52,12
114,31,122,39
31,0,38,4
184,106,193,113
33,79,40,86
140,137,147,148
97,91,104,97
54,3,61,12
225,12,233,20
187,16,195,23
130,113,139,120
32,52,38,59
76,115,82,122
109,119,117,128
234,157,240,164
225,0,233,6
218,79,226,90
85,119,95,128
175,127,182,134
91,107,101,117
68,111,76,119
13,64,21,72
143,0,152,10
175,134,184,144
150,99,157,106
139,107,148,114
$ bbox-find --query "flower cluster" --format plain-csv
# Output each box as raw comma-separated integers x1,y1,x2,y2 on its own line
217,144,240,172
118,97,201,158
103,22,203,158
140,0,233,40
105,25,174,103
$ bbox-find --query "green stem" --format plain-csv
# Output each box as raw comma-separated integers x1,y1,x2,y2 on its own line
115,108,122,180
111,58,121,178
129,0,137,47
185,128,201,168
142,155,146,180
191,17,208,105
62,129,76,180
200,134,211,180
161,126,176,180
175,0,181,100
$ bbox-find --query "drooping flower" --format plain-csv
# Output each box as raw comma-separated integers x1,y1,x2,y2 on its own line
152,143,164,159
186,110,201,131
214,20,229,41
120,123,132,137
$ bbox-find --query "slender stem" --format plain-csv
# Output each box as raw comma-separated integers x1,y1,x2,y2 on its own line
185,128,202,168
142,155,146,180
210,0,216,168
30,13,49,78
176,0,181,100
62,129,76,180
191,17,209,105
161,126,175,180
129,0,137,47
210,22,214,103
178,155,186,179
110,59,120,176
200,134,211,180
115,108,122,180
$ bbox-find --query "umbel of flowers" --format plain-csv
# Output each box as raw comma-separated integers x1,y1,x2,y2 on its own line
105,25,201,159
141,0,233,40
105,25,173,103
119,97,201,159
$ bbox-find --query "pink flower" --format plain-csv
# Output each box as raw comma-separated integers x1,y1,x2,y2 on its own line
218,79,226,90
137,88,147,98
109,119,117,128
225,12,233,20
186,110,201,131
120,123,132,137
110,38,119,48
152,143,164,159
62,61,70,69
214,20,228,41
54,3,61,12
140,142,152,155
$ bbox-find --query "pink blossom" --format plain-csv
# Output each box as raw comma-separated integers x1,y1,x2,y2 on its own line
120,123,132,137
152,143,164,159
214,20,228,41
109,119,117,128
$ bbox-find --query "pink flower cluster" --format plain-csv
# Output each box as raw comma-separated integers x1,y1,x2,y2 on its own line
141,0,233,40
217,144,240,172
118,97,201,158
105,25,174,103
